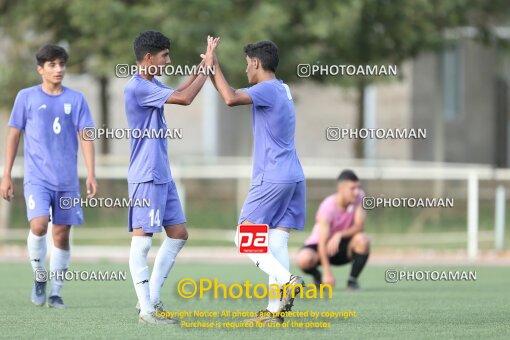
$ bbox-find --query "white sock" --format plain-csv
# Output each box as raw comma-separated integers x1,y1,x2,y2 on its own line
129,236,153,314
235,228,292,285
49,246,70,297
27,231,47,273
149,237,186,305
267,229,290,313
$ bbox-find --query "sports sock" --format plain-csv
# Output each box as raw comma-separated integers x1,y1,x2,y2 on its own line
247,253,291,284
266,229,290,313
49,246,70,297
149,237,186,306
129,236,153,314
303,267,322,282
235,228,292,285
27,231,47,274
349,251,369,280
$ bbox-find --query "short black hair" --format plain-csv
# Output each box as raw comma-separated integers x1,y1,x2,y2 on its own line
134,30,171,62
243,40,279,72
36,44,68,66
337,170,359,182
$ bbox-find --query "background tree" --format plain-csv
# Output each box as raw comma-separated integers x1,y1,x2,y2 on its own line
1,0,509,157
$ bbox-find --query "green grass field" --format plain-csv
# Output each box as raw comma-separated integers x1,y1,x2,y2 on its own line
0,262,508,339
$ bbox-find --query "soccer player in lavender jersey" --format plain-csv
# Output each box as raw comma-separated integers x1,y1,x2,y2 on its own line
0,45,97,309
209,39,306,324
124,31,218,325
297,170,370,291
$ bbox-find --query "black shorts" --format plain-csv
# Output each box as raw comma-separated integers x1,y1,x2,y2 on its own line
301,237,352,266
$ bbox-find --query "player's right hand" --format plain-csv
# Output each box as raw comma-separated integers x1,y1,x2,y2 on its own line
0,175,14,202
322,271,336,287
326,232,342,256
86,176,97,198
202,36,220,67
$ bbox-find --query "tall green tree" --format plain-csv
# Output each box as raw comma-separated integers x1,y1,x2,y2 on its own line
1,0,509,157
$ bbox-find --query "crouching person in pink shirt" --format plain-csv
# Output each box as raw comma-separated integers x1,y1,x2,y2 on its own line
297,170,370,291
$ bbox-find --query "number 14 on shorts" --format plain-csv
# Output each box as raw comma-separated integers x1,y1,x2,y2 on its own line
237,224,268,254
149,209,160,226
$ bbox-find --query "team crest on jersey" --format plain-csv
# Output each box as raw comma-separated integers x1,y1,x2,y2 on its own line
64,103,72,114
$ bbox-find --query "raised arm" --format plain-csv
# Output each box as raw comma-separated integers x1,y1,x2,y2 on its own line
166,36,218,106
208,39,252,107
209,63,252,106
174,59,205,92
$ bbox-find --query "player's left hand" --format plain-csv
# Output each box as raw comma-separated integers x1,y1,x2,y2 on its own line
201,36,220,66
86,176,97,198
211,37,220,64
322,271,336,287
326,232,342,257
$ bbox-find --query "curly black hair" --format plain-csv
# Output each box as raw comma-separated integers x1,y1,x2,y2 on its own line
243,40,279,73
133,30,171,62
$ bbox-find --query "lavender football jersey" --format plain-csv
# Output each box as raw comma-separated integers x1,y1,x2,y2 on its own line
124,74,174,184
243,79,305,185
8,85,94,191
